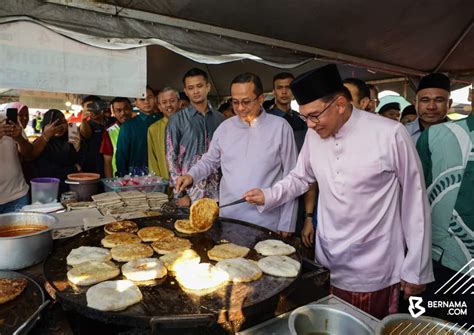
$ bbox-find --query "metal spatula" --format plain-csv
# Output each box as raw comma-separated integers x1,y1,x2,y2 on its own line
219,198,246,209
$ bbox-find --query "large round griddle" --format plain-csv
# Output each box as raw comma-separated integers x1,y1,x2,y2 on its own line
42,215,301,330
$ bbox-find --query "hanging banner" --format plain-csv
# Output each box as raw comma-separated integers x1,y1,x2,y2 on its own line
0,21,146,98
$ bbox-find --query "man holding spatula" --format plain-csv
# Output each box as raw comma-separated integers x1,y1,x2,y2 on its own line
176,73,298,235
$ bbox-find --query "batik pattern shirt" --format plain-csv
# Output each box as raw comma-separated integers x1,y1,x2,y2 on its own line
165,104,224,201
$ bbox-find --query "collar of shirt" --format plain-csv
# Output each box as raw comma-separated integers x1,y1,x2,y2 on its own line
235,107,267,128
186,102,214,117
138,112,160,122
334,106,359,138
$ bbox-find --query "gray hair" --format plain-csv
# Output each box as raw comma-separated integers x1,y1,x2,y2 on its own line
158,87,179,100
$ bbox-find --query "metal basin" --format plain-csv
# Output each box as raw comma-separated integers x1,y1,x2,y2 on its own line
0,212,57,270
288,304,373,335
375,313,467,335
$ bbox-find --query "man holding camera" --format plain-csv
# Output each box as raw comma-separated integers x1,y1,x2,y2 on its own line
79,95,115,177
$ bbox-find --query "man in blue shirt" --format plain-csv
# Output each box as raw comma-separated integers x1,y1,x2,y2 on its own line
116,86,161,176
166,68,224,207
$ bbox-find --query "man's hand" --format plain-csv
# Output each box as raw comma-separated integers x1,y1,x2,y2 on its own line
401,280,427,300
176,195,191,208
175,175,193,193
301,218,315,247
243,188,265,205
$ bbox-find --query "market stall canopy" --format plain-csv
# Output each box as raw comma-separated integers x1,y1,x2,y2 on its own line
0,0,472,97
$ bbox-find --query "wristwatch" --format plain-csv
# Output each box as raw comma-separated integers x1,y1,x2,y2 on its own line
305,212,313,218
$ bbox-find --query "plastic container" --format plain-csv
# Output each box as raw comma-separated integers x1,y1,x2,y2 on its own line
102,178,168,193
30,178,60,204
66,173,101,201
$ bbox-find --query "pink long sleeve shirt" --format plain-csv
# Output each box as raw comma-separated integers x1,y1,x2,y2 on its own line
261,108,434,292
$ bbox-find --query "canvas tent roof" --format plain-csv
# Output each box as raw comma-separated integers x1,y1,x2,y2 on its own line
0,0,472,97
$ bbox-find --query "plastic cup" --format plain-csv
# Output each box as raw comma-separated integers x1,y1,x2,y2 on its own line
30,178,60,204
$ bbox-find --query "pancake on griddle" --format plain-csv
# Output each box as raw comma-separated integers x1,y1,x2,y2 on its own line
111,243,154,262
86,280,143,311
159,249,200,273
121,258,167,281
137,226,174,242
215,258,262,283
101,232,141,248
67,246,112,266
189,198,219,231
104,220,138,234
67,260,120,286
151,236,192,254
174,219,211,234
207,243,250,261
257,255,300,277
254,239,296,256
175,263,228,295
0,278,28,304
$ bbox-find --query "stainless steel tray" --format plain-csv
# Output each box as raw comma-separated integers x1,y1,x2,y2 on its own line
237,294,380,335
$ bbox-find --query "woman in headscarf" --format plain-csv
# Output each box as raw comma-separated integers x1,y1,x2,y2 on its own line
31,109,82,196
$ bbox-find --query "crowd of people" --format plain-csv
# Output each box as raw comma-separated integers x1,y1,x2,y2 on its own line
0,64,472,321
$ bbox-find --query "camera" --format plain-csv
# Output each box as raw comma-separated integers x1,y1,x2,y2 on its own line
88,100,108,114
0,107,18,123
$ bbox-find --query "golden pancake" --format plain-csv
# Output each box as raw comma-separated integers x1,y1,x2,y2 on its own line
137,226,174,242
0,278,28,304
111,243,154,262
67,261,120,286
175,263,228,295
189,198,219,231
101,232,142,248
207,243,250,261
151,236,192,254
174,219,211,234
104,220,138,234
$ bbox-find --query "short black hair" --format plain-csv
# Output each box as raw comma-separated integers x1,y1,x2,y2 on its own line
218,102,232,113
82,95,101,107
182,68,209,85
110,97,131,106
146,85,156,95
343,78,370,102
320,86,353,103
273,72,295,87
230,72,263,97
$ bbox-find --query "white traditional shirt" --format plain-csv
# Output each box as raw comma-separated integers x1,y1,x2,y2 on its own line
260,107,434,292
189,110,298,232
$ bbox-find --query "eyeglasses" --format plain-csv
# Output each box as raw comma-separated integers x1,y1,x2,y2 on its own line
297,97,338,123
231,96,260,108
